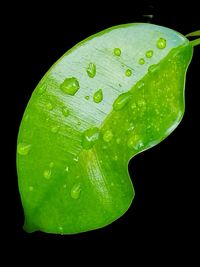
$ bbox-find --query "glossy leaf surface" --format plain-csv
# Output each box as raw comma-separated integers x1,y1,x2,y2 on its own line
17,23,193,234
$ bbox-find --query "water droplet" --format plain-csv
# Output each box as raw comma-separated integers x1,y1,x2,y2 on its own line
58,226,64,234
103,130,113,142
85,95,90,100
17,143,31,155
65,166,69,172
73,156,79,163
127,135,143,150
46,102,53,110
93,89,103,103
113,48,121,56
29,186,34,191
137,80,145,89
43,169,51,179
145,50,153,58
125,69,132,77
62,107,70,117
86,63,96,78
71,183,81,199
111,182,114,186
148,64,160,73
138,58,145,65
156,38,166,49
113,92,132,111
51,126,59,133
82,127,99,149
60,77,80,95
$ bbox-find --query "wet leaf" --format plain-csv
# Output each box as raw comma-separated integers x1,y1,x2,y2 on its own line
17,23,197,234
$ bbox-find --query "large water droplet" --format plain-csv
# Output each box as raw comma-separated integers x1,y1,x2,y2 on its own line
113,48,121,56
86,63,96,78
60,77,80,95
82,127,99,149
113,92,132,111
145,50,153,58
17,143,31,155
71,183,81,199
156,38,166,49
93,89,103,103
103,130,113,142
125,69,132,77
139,58,145,65
62,107,70,117
43,169,51,179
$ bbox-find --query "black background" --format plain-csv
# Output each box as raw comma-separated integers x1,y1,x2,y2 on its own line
6,1,200,262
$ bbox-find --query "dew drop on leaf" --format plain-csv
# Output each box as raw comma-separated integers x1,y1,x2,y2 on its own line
113,48,121,56
156,38,167,49
71,183,81,199
86,63,96,78
17,143,31,156
93,89,103,103
60,77,80,95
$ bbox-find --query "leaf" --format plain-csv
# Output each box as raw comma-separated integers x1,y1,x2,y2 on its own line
17,23,193,234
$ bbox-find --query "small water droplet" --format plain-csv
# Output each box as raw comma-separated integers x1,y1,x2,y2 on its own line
86,63,96,78
17,143,31,155
111,182,114,186
138,58,145,65
71,183,81,199
82,127,99,149
127,135,143,150
51,126,59,133
125,69,132,77
113,92,132,111
43,169,51,179
93,89,103,103
58,226,64,234
29,186,34,191
62,107,70,117
63,184,67,188
46,102,54,110
148,64,160,73
113,48,121,56
65,166,69,172
60,77,80,95
156,38,166,49
73,156,79,163
85,95,90,100
103,130,113,142
145,50,153,58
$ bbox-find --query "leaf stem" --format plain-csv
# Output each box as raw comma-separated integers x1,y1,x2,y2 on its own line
185,30,200,37
190,38,200,47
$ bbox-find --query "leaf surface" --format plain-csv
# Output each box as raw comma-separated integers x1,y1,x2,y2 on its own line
17,23,193,234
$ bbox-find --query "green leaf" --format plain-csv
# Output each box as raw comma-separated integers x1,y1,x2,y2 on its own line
17,23,194,234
